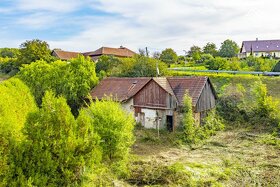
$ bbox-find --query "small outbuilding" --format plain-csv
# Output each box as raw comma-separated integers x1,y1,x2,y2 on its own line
90,76,217,131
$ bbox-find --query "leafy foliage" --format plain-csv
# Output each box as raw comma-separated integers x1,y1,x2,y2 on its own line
0,48,19,58
203,42,218,57
17,55,98,113
182,92,195,143
250,81,280,128
0,57,18,74
217,83,247,123
181,92,224,144
95,55,121,75
84,99,135,175
9,92,101,186
219,39,239,58
187,45,202,61
18,39,55,65
118,55,168,77
0,78,37,185
159,48,178,66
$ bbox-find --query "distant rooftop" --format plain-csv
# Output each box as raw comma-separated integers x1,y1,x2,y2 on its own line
52,49,81,60
241,39,280,53
83,46,136,58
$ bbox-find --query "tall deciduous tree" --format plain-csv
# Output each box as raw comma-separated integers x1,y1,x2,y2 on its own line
219,39,239,58
203,42,218,57
18,39,54,65
17,55,98,113
159,48,178,66
187,45,202,61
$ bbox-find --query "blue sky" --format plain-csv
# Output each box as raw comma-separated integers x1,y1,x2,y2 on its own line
1,0,280,54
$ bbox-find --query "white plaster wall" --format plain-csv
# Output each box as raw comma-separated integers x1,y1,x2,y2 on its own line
122,98,134,114
142,108,157,129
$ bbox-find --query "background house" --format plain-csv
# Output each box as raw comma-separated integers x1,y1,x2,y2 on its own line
83,46,136,61
239,39,280,58
90,76,216,131
51,49,81,60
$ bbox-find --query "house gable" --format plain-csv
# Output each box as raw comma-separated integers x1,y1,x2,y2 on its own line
133,79,173,109
195,79,216,112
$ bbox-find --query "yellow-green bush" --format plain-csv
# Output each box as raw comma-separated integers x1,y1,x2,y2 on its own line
0,78,37,185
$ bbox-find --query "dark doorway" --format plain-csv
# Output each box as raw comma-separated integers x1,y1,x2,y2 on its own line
166,115,173,132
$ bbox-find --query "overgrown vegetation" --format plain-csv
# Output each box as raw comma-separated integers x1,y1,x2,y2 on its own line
181,92,224,144
0,78,37,186
0,80,135,186
17,55,98,114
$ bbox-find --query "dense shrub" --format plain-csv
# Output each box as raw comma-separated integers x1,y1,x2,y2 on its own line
84,99,135,176
0,78,37,185
0,57,18,74
250,81,280,128
8,92,101,186
182,92,196,143
17,55,98,113
181,93,224,144
217,83,247,123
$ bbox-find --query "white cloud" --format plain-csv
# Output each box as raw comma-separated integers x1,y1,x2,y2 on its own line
15,0,84,13
4,0,280,54
17,12,59,29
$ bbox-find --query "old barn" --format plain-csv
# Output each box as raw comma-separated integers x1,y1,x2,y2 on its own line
90,76,216,131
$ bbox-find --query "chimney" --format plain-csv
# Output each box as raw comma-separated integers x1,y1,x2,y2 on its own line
256,38,258,41
120,45,125,49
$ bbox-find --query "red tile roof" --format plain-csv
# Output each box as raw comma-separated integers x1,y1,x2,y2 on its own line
52,49,81,60
84,46,136,58
167,77,211,106
90,76,215,107
90,77,150,102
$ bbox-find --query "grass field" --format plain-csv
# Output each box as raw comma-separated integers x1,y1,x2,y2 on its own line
129,127,280,186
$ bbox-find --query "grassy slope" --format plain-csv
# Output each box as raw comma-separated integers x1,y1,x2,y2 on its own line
127,74,280,186
130,128,280,186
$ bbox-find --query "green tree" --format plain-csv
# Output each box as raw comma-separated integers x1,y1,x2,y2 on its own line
203,42,218,57
9,92,101,186
118,55,167,77
17,55,98,113
95,55,121,75
18,39,54,65
0,78,37,185
219,39,239,58
159,48,178,66
84,99,135,174
187,45,202,61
